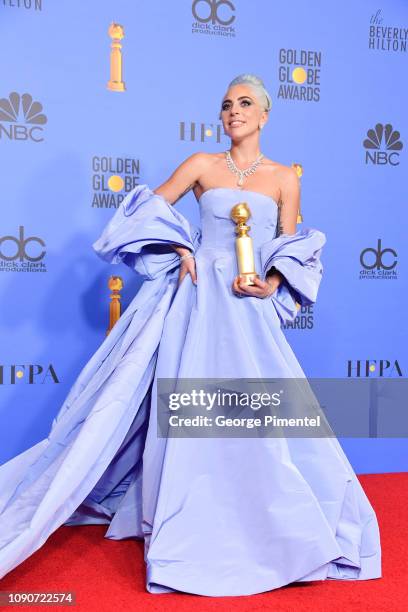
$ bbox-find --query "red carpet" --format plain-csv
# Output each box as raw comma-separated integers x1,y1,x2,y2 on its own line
1,473,406,611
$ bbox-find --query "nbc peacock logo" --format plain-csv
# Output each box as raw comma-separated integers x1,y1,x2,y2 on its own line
0,92,47,142
363,123,403,165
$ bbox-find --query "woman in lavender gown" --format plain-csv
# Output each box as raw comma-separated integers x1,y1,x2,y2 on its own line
0,74,381,596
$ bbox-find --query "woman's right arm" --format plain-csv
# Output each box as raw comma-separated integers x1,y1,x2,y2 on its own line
153,152,210,206
154,152,209,260
154,152,210,283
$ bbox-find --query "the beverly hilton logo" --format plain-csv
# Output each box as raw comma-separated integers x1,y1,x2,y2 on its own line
192,0,236,37
92,156,140,208
179,121,228,143
277,49,321,102
363,123,403,165
0,92,47,142
369,9,407,52
2,0,42,10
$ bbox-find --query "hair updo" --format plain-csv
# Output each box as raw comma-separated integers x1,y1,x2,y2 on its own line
224,74,272,112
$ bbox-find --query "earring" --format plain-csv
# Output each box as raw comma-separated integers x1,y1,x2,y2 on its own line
259,124,264,130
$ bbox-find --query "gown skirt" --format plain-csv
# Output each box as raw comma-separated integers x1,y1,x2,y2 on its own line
0,185,382,596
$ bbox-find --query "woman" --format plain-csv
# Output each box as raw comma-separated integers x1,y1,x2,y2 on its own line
0,74,381,596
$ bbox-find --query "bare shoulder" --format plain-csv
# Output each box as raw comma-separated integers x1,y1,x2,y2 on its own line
262,157,298,179
262,158,299,197
181,151,220,173
154,152,222,205
181,152,227,187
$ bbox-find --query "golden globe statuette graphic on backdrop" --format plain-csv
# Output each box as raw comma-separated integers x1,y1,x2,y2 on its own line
292,162,303,223
107,23,126,92
107,275,123,335
292,162,303,312
230,202,259,286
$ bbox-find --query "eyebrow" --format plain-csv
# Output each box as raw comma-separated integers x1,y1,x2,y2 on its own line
222,95,253,104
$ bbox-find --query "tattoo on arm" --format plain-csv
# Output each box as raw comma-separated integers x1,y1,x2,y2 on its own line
276,195,284,236
173,183,195,205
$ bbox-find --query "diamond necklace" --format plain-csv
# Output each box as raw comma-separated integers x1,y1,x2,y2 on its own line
225,150,264,187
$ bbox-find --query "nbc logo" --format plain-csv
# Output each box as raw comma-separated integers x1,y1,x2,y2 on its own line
0,92,47,142
363,123,403,165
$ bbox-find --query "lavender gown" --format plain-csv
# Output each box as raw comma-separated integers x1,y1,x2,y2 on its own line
0,185,381,596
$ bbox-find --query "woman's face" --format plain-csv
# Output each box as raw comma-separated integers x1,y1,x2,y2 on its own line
220,84,268,140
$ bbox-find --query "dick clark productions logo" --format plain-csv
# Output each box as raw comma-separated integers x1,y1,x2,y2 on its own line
192,0,236,37
0,226,47,272
359,238,398,280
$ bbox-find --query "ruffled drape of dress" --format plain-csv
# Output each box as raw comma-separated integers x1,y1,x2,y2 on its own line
92,184,201,279
260,228,326,325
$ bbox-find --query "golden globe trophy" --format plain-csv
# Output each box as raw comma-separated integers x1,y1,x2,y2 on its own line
292,162,303,223
107,23,126,92
292,162,303,309
230,202,259,286
107,275,123,336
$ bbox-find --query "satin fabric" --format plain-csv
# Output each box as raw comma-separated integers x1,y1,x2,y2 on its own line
0,185,381,596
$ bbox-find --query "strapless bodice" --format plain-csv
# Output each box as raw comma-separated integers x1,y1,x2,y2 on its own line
198,187,278,252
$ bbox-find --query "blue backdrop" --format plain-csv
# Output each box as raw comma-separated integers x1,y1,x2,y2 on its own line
0,0,406,472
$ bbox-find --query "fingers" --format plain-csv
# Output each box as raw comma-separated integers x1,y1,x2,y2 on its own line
238,276,261,295
189,264,198,285
233,276,255,297
238,277,253,295
252,277,270,291
185,260,197,285
252,276,275,295
232,275,274,298
177,269,186,286
179,260,198,286
232,275,245,296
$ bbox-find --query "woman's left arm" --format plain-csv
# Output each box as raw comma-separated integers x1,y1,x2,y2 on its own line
264,167,300,292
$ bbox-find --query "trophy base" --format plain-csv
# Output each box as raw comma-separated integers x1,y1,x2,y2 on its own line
107,81,126,91
239,272,259,287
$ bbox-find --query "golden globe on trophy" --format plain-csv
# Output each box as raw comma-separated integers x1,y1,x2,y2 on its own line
107,23,126,92
230,202,259,286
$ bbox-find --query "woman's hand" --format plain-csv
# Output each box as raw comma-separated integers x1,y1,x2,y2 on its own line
173,246,197,286
232,271,283,299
